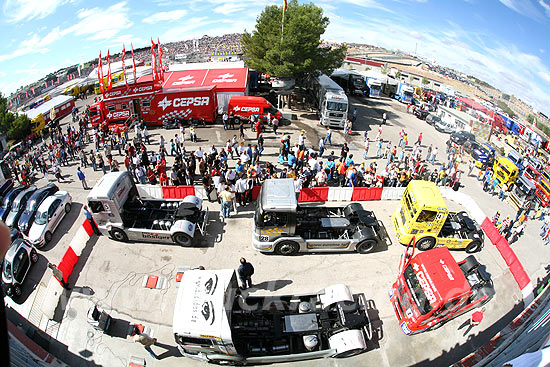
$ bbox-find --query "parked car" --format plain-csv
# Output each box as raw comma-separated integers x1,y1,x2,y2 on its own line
18,184,59,235
5,186,37,228
0,179,14,200
413,108,430,120
28,192,72,248
1,238,39,298
425,114,441,126
0,186,27,221
463,140,481,154
450,131,476,145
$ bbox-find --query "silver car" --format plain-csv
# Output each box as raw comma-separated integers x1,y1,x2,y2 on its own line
28,191,72,248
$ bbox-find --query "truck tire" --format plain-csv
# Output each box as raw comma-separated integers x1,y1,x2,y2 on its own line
172,232,192,247
334,348,364,358
465,240,482,253
356,239,377,254
110,228,128,242
416,237,435,251
275,241,299,256
459,255,479,274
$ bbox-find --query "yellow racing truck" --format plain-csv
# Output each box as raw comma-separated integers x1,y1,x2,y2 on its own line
392,180,484,253
492,156,519,190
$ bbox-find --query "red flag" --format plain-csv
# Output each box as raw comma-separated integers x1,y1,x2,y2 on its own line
25,91,28,98
51,80,54,86
283,0,287,11
56,77,59,84
158,38,164,82
151,38,157,82
107,50,112,91
122,45,128,88
44,82,47,88
98,52,105,94
32,88,35,95
131,43,137,84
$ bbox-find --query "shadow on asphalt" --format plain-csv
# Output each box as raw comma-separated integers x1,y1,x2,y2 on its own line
364,298,383,351
409,301,524,367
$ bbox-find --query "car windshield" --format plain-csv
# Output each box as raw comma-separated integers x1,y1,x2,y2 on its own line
404,264,433,315
35,210,48,225
24,199,36,214
2,260,11,281
1,196,11,209
11,198,21,211
326,101,347,112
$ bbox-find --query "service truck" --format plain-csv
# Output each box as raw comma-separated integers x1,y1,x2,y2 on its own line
88,80,218,127
366,77,382,98
307,74,348,128
392,180,485,253
394,82,414,104
87,172,208,246
173,269,373,364
252,179,388,255
389,242,494,335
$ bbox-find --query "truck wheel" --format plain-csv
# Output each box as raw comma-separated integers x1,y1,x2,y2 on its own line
356,239,376,254
275,241,299,256
459,255,479,274
334,348,364,358
416,237,435,251
110,228,128,242
172,233,192,247
466,240,482,253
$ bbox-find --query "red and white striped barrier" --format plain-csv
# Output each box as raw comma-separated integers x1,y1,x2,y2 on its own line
43,218,96,320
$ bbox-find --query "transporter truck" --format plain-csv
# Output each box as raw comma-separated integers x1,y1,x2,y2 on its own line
173,269,373,364
307,74,348,128
394,82,414,104
87,172,208,246
366,77,382,98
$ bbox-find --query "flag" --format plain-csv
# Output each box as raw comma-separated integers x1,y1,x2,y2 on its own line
158,38,164,82
56,77,59,84
122,45,128,88
98,52,105,94
151,38,157,82
107,50,112,91
51,80,54,86
25,91,28,98
44,82,47,88
32,88,35,95
131,43,137,84
283,0,287,11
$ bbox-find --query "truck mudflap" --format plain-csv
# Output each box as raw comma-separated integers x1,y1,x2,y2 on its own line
376,219,392,247
198,206,209,236
357,293,373,341
319,284,353,308
328,329,367,356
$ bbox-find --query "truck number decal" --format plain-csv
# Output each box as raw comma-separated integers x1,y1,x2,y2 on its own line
142,233,171,240
259,235,269,242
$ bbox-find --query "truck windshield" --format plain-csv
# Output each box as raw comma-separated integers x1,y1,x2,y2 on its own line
404,91,414,97
498,163,511,176
326,102,347,112
404,264,433,315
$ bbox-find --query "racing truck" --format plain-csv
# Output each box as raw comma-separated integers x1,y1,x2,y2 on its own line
173,269,373,364
389,241,495,335
252,179,388,255
392,180,485,253
87,172,208,246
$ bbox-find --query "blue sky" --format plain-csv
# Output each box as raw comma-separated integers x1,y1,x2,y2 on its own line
1,0,549,116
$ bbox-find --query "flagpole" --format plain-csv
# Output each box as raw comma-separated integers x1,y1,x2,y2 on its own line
281,7,285,43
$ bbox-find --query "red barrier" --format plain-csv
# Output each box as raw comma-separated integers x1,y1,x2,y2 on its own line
298,187,329,202
162,186,195,199
481,218,500,245
82,219,94,237
252,186,261,201
509,261,531,289
351,187,383,201
57,247,78,283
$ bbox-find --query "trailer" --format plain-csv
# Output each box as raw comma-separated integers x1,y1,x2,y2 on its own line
24,95,75,135
173,269,373,364
394,83,414,104
329,69,365,96
307,74,348,128
87,172,208,246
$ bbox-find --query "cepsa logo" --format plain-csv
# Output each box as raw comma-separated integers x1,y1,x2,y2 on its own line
131,85,153,93
105,90,122,98
233,106,260,113
158,96,210,111
416,271,436,304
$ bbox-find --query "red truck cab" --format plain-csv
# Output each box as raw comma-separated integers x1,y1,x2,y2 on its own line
390,244,494,335
228,96,282,123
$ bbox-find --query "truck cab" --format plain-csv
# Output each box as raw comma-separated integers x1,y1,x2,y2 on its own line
492,156,519,190
470,143,496,169
173,269,373,364
506,149,524,172
87,172,208,246
392,180,484,253
390,245,494,335
252,179,386,255
508,175,537,210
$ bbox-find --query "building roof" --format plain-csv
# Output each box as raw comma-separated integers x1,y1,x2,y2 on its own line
23,95,74,120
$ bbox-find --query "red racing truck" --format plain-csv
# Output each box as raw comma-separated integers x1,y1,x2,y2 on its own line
389,240,494,335
88,81,218,127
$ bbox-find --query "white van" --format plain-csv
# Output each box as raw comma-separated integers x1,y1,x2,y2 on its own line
435,119,456,134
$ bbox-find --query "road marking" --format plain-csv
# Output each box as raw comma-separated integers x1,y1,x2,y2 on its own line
216,130,221,143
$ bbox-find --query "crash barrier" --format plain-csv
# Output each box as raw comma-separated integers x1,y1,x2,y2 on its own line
455,284,550,367
381,187,406,200
441,188,532,297
136,184,163,199
42,218,96,320
351,187,383,201
298,187,329,202
162,185,195,199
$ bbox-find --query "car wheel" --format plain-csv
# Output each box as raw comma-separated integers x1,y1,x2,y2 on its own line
30,249,39,263
65,203,72,213
356,239,377,254
416,237,436,251
110,228,128,242
44,231,52,244
275,241,299,256
466,240,482,253
172,232,192,247
13,285,22,297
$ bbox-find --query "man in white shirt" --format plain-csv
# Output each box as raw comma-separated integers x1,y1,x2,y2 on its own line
195,147,204,159
315,169,327,186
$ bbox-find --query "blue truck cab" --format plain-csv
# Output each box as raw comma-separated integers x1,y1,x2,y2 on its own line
471,143,496,169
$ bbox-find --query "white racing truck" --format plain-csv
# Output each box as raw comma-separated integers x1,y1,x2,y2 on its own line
87,172,208,246
252,179,388,255
173,269,373,365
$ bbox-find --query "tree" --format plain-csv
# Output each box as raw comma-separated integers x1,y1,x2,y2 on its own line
527,114,535,124
241,0,346,79
497,100,516,119
0,93,31,140
502,93,510,101
421,77,429,86
395,71,402,80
